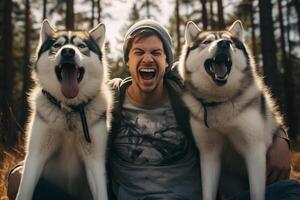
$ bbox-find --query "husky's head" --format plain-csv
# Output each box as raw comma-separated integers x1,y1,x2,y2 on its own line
180,20,253,101
34,20,106,104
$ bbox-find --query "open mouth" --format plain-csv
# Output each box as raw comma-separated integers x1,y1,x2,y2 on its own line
55,62,85,99
204,53,232,86
139,68,156,80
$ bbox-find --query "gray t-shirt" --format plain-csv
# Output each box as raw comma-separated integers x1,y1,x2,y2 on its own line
110,92,202,200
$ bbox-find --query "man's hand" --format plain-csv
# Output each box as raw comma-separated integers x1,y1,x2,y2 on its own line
266,137,291,184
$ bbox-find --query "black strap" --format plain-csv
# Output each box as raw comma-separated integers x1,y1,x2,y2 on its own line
201,101,223,128
78,105,91,143
42,89,93,143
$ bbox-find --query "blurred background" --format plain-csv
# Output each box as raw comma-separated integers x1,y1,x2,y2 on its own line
0,0,299,198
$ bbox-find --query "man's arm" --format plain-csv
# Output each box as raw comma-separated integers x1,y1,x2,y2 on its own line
266,128,291,184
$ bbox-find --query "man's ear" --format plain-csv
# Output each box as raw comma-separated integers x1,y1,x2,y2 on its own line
89,23,106,49
228,20,244,41
185,21,201,47
40,19,56,43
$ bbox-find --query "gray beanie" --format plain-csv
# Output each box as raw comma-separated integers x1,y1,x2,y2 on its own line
123,19,173,65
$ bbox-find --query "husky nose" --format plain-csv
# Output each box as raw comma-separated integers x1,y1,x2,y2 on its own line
61,48,75,58
217,40,230,50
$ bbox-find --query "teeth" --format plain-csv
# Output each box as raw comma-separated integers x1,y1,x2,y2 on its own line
215,74,229,80
139,68,155,72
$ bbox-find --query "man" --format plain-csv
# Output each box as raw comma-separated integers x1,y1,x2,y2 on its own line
107,19,202,199
8,19,300,200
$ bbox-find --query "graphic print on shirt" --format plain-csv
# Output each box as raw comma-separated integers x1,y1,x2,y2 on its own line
114,105,189,166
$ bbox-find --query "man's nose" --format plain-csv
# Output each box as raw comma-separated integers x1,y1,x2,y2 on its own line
142,53,154,63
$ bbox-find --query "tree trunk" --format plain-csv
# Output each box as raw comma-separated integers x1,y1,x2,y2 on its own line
278,0,296,136
278,0,287,68
249,0,257,58
286,1,291,53
66,0,74,30
91,0,95,28
292,0,300,36
209,0,215,29
216,0,225,29
175,0,181,57
258,0,281,102
200,0,208,29
43,0,47,20
146,0,150,18
20,0,32,132
1,0,16,145
97,0,101,23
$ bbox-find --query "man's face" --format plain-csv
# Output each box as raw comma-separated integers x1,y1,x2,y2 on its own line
127,35,168,94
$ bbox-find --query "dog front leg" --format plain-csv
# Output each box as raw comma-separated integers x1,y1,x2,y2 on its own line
245,143,267,200
81,122,108,200
84,158,107,200
16,152,47,200
16,120,58,200
191,118,223,200
230,112,270,200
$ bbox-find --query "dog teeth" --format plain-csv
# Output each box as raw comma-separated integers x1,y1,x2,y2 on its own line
215,74,229,80
139,68,155,72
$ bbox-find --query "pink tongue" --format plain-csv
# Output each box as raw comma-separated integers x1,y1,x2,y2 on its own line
61,68,79,98
212,63,227,77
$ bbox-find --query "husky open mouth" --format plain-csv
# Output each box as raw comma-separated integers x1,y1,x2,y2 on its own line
55,62,85,98
204,53,232,86
139,68,156,80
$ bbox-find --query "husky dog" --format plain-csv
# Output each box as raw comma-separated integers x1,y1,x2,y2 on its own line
16,20,112,200
179,20,285,200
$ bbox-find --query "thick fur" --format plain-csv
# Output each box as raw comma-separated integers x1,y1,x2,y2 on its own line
16,20,112,200
179,20,284,200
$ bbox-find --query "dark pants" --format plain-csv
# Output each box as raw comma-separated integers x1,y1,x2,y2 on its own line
228,180,300,200
33,178,77,200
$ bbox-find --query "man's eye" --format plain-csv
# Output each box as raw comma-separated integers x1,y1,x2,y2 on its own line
134,51,143,55
152,52,161,56
78,44,86,48
53,43,61,48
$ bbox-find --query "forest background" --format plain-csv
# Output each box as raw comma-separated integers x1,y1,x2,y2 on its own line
0,0,300,198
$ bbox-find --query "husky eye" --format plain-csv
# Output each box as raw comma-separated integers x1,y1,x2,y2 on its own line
78,44,87,49
202,40,212,44
53,43,62,48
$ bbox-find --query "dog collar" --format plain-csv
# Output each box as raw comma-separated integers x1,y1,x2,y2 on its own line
42,89,99,143
184,83,223,128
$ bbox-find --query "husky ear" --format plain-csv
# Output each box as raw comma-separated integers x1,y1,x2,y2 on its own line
185,21,201,47
40,19,56,43
229,20,244,41
89,23,106,49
